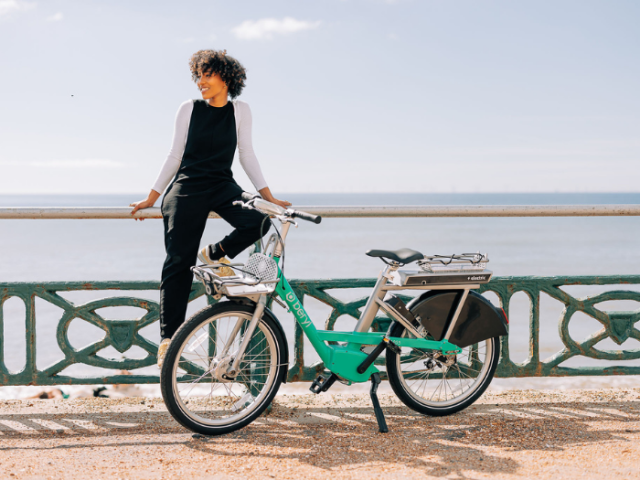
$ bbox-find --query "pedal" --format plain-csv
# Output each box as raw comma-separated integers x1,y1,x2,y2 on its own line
369,372,388,433
309,373,338,394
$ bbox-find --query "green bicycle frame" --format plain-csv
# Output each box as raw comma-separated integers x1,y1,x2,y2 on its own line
272,258,462,384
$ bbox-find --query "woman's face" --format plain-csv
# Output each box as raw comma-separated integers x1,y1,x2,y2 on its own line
196,70,227,100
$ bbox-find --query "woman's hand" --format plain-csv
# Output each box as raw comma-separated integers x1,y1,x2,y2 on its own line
130,190,161,221
258,187,292,209
269,197,292,209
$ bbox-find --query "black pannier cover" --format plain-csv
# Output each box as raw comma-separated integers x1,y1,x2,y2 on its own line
409,290,508,348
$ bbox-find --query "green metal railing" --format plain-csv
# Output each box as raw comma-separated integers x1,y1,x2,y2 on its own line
2,204,639,386
1,275,639,386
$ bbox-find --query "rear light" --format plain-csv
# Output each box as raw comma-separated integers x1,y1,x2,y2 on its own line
500,307,509,324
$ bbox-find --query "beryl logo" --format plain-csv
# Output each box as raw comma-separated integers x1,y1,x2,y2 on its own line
286,292,312,327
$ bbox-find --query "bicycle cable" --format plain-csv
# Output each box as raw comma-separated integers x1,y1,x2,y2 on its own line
268,215,286,277
257,213,270,254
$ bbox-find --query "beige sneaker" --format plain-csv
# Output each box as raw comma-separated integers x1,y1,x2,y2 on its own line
157,338,171,368
214,256,235,277
197,245,234,277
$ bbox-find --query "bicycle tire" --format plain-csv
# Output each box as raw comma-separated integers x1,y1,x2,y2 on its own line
386,320,500,417
160,302,287,436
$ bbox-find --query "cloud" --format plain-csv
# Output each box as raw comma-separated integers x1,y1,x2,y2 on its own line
46,12,63,22
232,17,320,40
0,0,35,17
0,159,125,169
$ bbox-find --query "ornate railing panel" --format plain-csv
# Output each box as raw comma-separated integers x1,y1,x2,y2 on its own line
1,275,639,386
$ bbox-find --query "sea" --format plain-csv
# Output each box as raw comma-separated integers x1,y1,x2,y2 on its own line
1,193,639,398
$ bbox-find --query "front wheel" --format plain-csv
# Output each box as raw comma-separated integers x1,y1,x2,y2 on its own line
160,303,287,436
386,321,500,416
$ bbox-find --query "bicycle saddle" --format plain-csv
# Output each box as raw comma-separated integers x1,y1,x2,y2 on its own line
366,248,424,264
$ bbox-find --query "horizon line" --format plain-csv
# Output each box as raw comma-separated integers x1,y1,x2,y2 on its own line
2,191,640,196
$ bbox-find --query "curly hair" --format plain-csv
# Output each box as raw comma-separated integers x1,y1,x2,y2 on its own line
189,49,247,99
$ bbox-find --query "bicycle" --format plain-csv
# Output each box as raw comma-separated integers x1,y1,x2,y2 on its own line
159,193,509,435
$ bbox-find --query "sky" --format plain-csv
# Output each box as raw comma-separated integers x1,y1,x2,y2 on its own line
0,0,639,194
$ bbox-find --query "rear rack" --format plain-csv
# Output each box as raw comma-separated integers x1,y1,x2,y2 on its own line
385,252,492,288
417,252,488,273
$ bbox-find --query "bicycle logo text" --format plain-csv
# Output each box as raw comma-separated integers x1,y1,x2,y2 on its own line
286,292,312,327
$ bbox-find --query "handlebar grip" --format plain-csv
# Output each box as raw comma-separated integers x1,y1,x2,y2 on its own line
291,210,322,224
241,192,260,202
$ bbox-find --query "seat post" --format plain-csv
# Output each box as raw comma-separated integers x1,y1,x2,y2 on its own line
354,264,396,333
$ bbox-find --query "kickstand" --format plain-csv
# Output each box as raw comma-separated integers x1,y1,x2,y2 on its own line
369,372,388,433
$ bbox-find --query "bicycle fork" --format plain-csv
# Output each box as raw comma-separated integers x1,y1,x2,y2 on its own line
222,296,267,378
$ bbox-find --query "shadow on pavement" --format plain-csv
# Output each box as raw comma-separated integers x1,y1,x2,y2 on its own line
1,398,637,478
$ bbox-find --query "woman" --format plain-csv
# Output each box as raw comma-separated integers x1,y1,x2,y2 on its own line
130,49,290,367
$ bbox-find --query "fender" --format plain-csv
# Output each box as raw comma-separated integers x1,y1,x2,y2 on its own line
406,290,508,349
228,298,290,382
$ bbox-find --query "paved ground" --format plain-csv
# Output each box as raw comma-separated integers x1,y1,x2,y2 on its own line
0,388,639,479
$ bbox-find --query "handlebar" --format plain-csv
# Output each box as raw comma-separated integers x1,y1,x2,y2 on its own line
238,192,322,225
291,210,322,224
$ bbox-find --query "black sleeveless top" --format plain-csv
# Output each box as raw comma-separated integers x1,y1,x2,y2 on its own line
170,100,240,196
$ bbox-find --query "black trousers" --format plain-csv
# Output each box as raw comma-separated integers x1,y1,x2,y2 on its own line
159,183,270,339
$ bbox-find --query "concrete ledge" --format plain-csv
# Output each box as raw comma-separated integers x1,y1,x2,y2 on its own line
1,389,639,479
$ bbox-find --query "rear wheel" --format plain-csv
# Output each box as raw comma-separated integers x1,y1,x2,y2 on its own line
160,303,287,436
386,321,500,416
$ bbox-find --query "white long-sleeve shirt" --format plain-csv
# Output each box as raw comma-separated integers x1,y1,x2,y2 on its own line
151,99,268,194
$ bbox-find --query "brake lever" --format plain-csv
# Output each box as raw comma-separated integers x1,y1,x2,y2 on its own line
275,214,297,227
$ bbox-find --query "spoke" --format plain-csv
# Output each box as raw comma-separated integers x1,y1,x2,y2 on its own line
242,342,269,359
221,381,239,401
188,330,213,364
429,375,442,401
409,373,426,394
442,368,451,400
457,364,482,376
456,364,465,394
184,368,214,385
408,377,421,389
207,374,216,400
176,358,207,377
441,376,448,401
420,372,432,397
444,374,456,400
183,373,212,397
223,316,241,346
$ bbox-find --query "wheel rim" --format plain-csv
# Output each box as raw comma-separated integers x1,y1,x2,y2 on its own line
170,312,278,426
395,333,494,408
